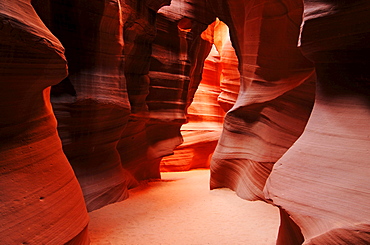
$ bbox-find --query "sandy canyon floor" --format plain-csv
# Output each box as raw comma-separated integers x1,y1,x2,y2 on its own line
89,169,280,245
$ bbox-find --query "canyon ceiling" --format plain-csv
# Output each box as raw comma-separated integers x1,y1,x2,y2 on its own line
1,0,369,244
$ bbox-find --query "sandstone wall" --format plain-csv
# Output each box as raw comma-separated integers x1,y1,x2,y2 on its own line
208,0,316,202
264,1,370,244
0,0,89,243
1,0,369,244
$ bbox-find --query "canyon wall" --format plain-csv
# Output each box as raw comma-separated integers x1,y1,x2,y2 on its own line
1,0,369,244
160,19,237,172
0,0,89,243
207,0,370,244
120,0,214,176
32,0,136,212
264,1,370,244
208,0,316,202
31,0,216,211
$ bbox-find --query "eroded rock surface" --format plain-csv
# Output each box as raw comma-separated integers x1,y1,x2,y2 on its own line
0,1,89,243
161,19,236,172
124,0,217,173
264,1,370,244
32,0,135,212
209,0,316,201
2,0,370,244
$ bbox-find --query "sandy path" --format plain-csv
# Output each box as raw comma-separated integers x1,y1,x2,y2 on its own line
88,169,279,245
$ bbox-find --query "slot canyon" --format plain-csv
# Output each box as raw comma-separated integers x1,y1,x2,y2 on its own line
0,0,369,244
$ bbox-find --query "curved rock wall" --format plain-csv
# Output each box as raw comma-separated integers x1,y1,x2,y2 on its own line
0,0,89,243
160,19,237,172
32,0,134,212
2,0,370,243
207,0,370,244
122,0,217,174
209,0,316,201
264,1,370,244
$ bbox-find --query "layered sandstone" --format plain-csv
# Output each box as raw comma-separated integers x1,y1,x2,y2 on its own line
118,0,185,180
161,19,237,171
160,44,224,171
32,0,135,212
124,0,217,174
0,1,89,243
209,0,316,201
31,0,217,210
264,1,370,244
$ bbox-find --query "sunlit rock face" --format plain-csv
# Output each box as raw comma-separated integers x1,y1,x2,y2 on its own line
32,0,134,212
160,43,224,171
264,1,370,244
160,19,237,172
0,1,89,243
123,0,217,174
215,21,240,113
209,0,316,201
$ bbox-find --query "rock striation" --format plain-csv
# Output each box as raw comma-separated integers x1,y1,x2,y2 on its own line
264,1,370,244
160,19,237,172
32,0,135,212
209,0,316,201
0,0,89,243
125,0,218,173
2,0,370,243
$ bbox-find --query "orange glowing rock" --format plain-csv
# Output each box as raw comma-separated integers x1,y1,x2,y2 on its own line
32,0,134,212
210,0,315,202
161,19,236,172
0,0,89,243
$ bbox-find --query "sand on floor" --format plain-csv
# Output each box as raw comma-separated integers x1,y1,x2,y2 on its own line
88,169,280,245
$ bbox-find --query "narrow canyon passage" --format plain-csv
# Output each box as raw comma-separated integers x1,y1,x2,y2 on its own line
88,169,279,245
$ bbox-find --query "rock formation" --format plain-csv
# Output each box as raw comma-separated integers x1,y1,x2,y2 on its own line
160,44,223,171
0,0,89,243
32,0,136,212
209,0,316,202
264,1,370,244
161,19,238,172
30,0,217,210
122,0,217,173
2,0,370,243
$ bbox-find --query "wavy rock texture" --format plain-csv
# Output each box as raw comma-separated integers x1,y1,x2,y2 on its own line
121,0,217,174
32,0,135,212
0,1,89,244
118,0,181,181
209,0,316,201
160,44,224,171
214,21,240,113
264,1,370,244
160,19,236,171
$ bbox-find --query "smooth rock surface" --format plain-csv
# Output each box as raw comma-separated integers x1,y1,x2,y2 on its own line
209,0,316,202
0,1,89,243
122,0,216,176
264,1,370,244
161,22,224,172
32,0,133,212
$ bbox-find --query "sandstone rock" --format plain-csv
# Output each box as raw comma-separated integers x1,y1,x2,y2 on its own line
160,44,223,171
0,0,89,243
264,1,370,244
160,19,235,172
214,21,240,113
209,0,316,201
32,0,135,212
123,0,217,174
118,0,181,181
